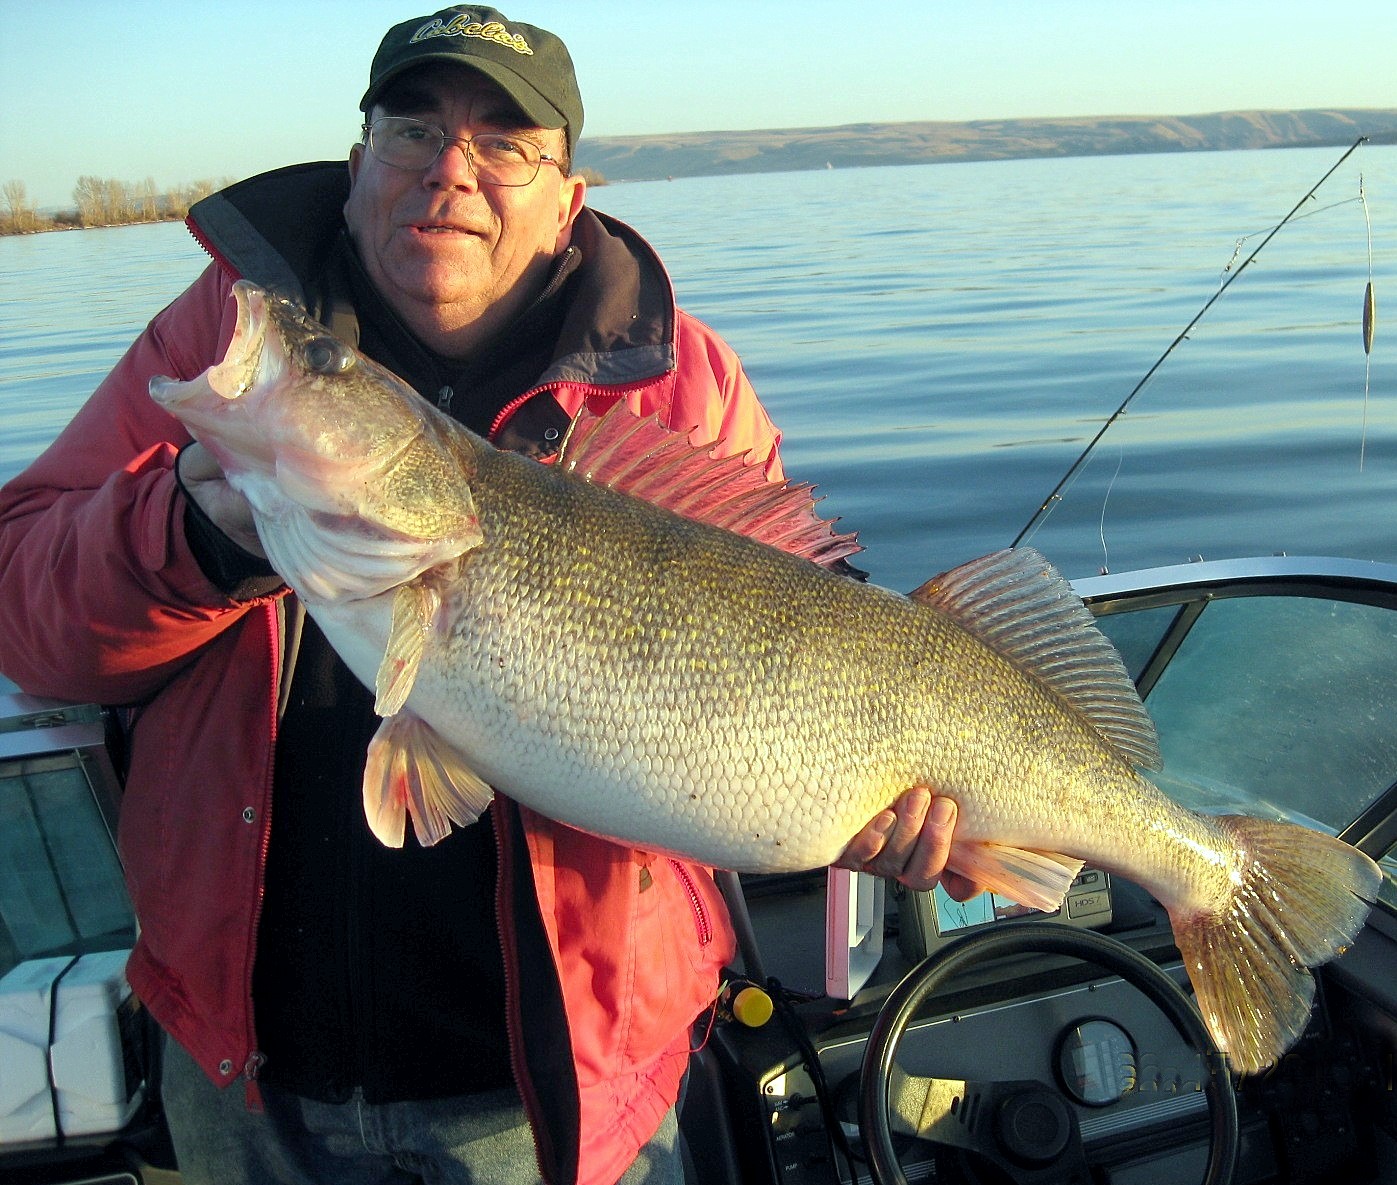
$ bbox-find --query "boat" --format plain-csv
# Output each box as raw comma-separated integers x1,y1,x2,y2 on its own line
2,553,1395,1184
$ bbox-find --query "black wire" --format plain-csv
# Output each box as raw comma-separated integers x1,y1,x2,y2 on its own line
768,976,866,1179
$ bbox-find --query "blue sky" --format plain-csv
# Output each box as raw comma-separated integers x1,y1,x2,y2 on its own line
2,0,1393,209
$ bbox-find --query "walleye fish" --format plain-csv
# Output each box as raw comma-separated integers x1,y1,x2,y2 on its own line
152,280,1380,1074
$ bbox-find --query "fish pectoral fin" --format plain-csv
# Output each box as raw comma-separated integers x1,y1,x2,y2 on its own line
363,713,495,848
943,843,1085,913
373,582,443,715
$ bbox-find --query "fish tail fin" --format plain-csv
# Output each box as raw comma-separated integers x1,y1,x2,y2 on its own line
1170,815,1381,1076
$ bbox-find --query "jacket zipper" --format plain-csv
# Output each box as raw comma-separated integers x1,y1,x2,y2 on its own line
240,601,281,1104
242,1051,267,1109
185,216,235,278
487,375,669,444
667,859,714,947
492,800,555,1181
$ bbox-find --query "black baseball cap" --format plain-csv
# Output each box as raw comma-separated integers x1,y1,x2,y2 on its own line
360,7,584,151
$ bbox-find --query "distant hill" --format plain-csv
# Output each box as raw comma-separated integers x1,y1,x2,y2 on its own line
574,109,1397,182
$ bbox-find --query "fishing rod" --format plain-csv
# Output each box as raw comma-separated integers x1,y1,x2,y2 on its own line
1011,135,1370,550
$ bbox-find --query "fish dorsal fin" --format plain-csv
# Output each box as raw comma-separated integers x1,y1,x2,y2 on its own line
910,548,1161,770
556,402,862,568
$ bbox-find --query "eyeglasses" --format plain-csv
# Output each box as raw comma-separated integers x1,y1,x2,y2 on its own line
360,116,562,186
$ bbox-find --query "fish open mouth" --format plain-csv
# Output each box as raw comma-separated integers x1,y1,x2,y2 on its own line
149,280,271,412
207,281,270,401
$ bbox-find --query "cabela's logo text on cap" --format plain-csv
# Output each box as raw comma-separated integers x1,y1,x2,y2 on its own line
409,14,534,56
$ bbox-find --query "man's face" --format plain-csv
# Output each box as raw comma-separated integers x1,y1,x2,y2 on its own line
345,62,585,349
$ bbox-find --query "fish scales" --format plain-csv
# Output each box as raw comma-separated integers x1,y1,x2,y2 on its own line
150,281,1382,1075
414,442,1156,876
391,446,942,869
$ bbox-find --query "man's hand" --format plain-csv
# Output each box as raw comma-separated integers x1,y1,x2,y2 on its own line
177,442,266,558
836,787,978,898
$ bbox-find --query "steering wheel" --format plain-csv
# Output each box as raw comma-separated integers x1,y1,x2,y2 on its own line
858,922,1239,1185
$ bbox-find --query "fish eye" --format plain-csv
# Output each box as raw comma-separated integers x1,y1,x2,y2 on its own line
303,336,356,375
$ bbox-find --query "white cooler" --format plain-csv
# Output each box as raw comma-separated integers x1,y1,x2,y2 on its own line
0,949,143,1143
0,692,144,1147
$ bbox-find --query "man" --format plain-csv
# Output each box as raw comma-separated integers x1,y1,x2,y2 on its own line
0,8,964,1184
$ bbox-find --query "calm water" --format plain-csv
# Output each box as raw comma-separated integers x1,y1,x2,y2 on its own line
3,145,1395,593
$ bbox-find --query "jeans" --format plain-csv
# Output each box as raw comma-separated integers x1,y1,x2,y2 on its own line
160,1035,686,1184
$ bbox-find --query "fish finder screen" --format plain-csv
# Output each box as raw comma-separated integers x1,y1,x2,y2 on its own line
896,869,1111,960
932,882,1046,933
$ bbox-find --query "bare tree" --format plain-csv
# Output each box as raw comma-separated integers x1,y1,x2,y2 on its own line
1,179,37,233
137,176,160,221
73,175,106,226
0,172,239,234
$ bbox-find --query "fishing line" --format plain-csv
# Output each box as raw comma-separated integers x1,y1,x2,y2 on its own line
1360,174,1376,471
1012,135,1370,552
1218,193,1368,283
1097,445,1126,575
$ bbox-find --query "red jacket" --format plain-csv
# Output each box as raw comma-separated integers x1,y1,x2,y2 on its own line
0,177,782,1185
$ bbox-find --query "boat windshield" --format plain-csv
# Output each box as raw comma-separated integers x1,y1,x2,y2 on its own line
1079,558,1397,908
